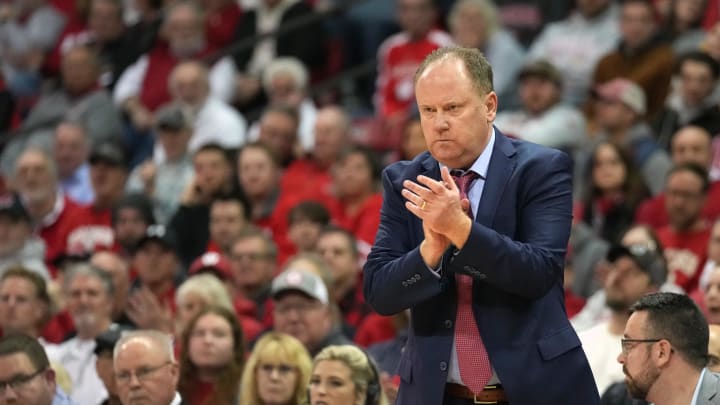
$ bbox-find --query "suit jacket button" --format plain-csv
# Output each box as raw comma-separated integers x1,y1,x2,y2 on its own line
463,265,474,272
402,281,408,287
444,319,452,329
477,274,487,280
440,361,447,371
414,273,421,280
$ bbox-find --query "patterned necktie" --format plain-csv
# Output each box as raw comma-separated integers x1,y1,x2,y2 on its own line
451,170,492,394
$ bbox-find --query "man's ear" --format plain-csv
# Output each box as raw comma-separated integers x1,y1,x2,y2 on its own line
45,366,57,392
654,340,673,368
484,91,498,122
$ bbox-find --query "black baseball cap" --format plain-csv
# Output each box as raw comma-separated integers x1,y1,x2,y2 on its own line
89,142,128,167
607,244,667,287
0,193,30,223
136,224,178,252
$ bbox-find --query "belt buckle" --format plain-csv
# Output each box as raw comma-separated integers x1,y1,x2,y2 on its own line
473,385,499,405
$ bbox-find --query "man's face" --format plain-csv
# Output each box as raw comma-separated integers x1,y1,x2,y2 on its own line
595,99,636,133
273,292,331,351
133,242,177,285
670,127,713,168
288,219,323,252
163,6,203,58
157,130,191,161
617,311,662,400
397,0,436,39
679,60,717,107
604,256,652,312
61,48,99,95
317,232,358,287
14,151,56,206
258,112,297,164
704,268,720,324
449,1,488,48
665,170,706,231
90,163,127,205
238,147,278,199
708,325,720,372
519,76,560,115
54,124,88,179
313,109,346,167
268,73,303,108
229,237,275,291
620,2,656,50
88,0,124,43
0,216,30,257
113,208,149,251
0,353,55,405
114,338,178,405
90,252,130,316
0,277,45,336
708,221,720,264
170,64,208,107
333,152,373,200
415,57,497,170
209,201,247,252
193,150,230,198
66,275,113,336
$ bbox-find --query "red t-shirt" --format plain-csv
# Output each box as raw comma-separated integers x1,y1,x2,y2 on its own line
66,205,114,256
657,224,712,294
38,195,89,278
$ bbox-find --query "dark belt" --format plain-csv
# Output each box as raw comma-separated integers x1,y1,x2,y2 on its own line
445,383,507,404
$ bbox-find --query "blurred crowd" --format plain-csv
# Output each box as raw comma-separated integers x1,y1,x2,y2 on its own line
2,0,720,403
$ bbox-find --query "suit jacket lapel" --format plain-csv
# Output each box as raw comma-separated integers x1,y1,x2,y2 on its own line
475,129,517,228
701,369,720,402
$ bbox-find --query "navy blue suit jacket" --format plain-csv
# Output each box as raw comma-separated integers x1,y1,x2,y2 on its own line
364,130,599,405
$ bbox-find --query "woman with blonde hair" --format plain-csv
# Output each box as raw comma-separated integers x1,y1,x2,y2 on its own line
239,332,312,405
309,345,388,405
175,273,234,335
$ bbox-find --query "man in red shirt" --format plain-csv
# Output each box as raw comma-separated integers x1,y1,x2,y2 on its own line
658,163,713,294
13,148,86,277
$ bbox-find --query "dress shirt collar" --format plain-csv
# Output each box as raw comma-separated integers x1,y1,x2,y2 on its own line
170,391,182,405
440,127,496,178
690,367,707,405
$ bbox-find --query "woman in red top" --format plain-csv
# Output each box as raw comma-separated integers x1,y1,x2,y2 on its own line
178,306,245,405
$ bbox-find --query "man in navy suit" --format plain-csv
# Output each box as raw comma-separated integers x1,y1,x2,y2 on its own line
364,47,599,405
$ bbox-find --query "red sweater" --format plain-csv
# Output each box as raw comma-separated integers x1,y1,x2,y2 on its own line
657,224,712,294
38,195,88,278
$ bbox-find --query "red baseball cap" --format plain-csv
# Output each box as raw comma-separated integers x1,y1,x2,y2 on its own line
188,252,232,280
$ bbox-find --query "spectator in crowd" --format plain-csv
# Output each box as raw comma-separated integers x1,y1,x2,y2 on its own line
175,272,262,342
110,193,155,258
12,148,86,276
704,263,720,324
579,244,667,394
701,21,720,61
231,0,326,112
317,226,371,333
67,142,129,255
660,0,707,54
93,327,124,405
577,141,649,244
256,105,301,168
330,145,383,252
281,105,350,204
0,334,75,405
655,52,720,148
125,105,194,225
577,78,671,197
45,263,115,404
126,224,181,333
309,344,388,405
207,195,252,255
288,201,331,254
636,125,720,230
0,45,124,176
239,332,313,405
272,269,351,356
528,0,620,105
237,142,296,261
169,144,234,266
164,61,247,156
658,163,712,293
178,306,245,405
375,0,454,121
0,193,49,278
259,57,317,153
494,59,587,152
90,251,131,325
399,115,427,161
617,292,718,405
229,228,277,328
447,0,525,110
0,0,66,98
53,122,93,205
113,330,182,405
0,267,51,339
700,218,720,294
593,0,675,120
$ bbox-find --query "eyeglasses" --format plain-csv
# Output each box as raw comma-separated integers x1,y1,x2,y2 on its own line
116,361,173,385
258,363,295,376
620,338,662,356
0,368,45,395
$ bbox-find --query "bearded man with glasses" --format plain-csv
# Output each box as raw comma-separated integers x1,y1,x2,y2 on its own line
0,334,76,405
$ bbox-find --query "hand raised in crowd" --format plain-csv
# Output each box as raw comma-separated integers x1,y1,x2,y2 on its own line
138,160,157,193
126,286,174,334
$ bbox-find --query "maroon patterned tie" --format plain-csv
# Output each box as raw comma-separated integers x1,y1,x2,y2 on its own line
451,170,492,394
